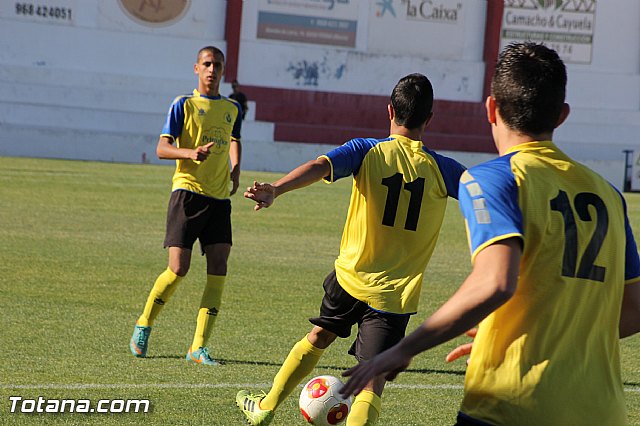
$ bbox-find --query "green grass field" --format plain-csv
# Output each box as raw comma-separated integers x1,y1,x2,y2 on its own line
1,156,639,425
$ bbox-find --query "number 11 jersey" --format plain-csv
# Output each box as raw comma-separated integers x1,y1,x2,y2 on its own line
320,134,465,315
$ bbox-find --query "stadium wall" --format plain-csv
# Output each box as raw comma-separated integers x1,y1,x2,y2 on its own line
0,0,638,190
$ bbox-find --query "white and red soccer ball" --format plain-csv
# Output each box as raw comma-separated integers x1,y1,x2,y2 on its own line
299,375,352,425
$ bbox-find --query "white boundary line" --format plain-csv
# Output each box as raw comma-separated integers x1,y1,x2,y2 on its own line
1,383,639,392
0,383,459,391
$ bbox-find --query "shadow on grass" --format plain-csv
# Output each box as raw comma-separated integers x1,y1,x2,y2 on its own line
219,358,466,377
404,367,466,376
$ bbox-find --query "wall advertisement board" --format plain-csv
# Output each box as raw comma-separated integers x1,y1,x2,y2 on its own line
500,0,597,64
256,0,359,47
367,0,470,59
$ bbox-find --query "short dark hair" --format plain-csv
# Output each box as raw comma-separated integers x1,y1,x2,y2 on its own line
390,73,434,130
491,42,567,135
197,46,225,63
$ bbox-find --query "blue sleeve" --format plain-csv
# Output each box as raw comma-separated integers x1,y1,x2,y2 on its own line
231,101,242,140
620,195,640,282
458,154,523,257
425,149,466,199
161,96,187,139
323,137,384,182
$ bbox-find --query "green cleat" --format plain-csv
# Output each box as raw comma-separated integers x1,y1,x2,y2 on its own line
130,323,151,358
236,390,274,426
186,346,220,366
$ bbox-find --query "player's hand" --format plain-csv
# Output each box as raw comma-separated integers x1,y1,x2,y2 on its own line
340,346,412,398
191,142,215,162
244,181,276,210
229,165,240,196
445,328,477,363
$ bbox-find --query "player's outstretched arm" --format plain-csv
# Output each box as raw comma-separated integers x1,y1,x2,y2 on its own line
244,181,276,210
244,157,330,211
341,341,413,397
340,239,521,398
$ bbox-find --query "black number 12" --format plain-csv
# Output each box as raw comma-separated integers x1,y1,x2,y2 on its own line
549,190,608,282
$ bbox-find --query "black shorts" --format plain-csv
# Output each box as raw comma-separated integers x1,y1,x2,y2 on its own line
163,189,232,253
455,412,494,426
309,270,411,362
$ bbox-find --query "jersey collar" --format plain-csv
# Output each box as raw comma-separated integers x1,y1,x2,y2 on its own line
389,133,422,145
504,140,555,155
193,89,221,100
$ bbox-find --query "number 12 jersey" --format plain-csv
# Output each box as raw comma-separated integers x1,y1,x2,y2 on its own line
458,140,640,425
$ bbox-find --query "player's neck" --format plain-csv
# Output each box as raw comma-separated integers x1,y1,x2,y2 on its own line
495,129,554,155
492,112,554,155
390,125,423,142
199,83,219,97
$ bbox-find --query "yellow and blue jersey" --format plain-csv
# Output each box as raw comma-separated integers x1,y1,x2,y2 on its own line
458,141,640,425
161,89,242,199
321,134,465,314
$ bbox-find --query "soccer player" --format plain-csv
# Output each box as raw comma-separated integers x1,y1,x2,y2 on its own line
129,46,242,366
340,42,640,425
236,73,466,425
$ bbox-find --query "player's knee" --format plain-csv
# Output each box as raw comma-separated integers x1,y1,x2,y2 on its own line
309,327,337,349
170,264,190,277
206,258,228,275
206,264,227,276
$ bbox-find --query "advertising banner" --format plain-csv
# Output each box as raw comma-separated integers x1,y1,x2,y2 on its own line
256,0,359,47
367,0,470,59
500,0,597,64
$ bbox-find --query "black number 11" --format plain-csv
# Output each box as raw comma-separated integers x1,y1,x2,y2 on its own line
381,172,425,231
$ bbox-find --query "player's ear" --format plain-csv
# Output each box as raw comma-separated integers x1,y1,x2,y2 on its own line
194,63,199,75
555,102,570,128
387,104,394,122
485,96,497,125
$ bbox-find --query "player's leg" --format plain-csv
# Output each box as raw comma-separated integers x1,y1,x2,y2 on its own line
142,247,192,325
237,270,362,425
187,242,230,365
130,247,191,357
236,327,334,426
346,309,411,426
260,326,336,410
187,197,232,365
262,270,360,409
347,381,383,426
130,190,196,357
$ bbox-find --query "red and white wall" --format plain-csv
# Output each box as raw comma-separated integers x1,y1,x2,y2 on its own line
0,0,638,188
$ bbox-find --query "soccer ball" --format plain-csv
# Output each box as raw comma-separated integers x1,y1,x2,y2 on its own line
299,375,352,426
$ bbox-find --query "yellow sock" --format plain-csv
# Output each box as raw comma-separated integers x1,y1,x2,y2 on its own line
346,390,381,426
137,267,182,327
190,275,225,350
261,335,324,411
